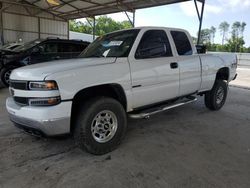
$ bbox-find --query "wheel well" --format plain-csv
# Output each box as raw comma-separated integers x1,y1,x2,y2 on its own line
70,84,127,133
216,67,229,81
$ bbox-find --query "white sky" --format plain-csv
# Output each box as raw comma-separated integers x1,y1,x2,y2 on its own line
78,0,250,46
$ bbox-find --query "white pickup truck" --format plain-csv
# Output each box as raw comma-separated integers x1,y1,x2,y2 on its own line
6,27,237,155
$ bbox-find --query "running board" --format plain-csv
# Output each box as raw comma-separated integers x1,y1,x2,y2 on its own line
128,96,197,119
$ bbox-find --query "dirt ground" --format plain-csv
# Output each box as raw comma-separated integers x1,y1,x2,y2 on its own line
0,69,250,188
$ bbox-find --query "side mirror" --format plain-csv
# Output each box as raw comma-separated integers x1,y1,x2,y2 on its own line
196,44,207,54
136,43,167,59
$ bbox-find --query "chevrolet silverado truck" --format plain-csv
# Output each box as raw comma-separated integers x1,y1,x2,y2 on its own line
6,27,237,155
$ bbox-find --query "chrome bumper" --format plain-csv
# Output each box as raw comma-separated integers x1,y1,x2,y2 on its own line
9,114,70,136
6,97,72,136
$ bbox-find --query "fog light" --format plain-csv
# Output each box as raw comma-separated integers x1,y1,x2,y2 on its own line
29,97,61,106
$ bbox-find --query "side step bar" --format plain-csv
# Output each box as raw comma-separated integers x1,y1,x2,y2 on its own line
129,96,197,119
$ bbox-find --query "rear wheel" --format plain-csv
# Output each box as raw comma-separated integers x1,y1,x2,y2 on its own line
0,67,13,87
205,80,228,111
74,97,127,155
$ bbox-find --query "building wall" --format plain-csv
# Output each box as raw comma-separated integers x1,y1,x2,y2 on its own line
0,2,68,45
2,13,39,43
69,31,96,42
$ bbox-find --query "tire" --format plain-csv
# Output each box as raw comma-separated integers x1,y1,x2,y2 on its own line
205,80,228,111
0,67,13,87
74,97,127,155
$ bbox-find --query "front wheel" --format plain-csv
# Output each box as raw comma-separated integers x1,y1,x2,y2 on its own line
0,67,13,87
205,80,228,111
74,97,127,155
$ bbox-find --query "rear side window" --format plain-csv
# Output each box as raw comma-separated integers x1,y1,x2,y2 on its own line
135,30,172,59
39,42,58,53
58,43,82,53
171,31,193,55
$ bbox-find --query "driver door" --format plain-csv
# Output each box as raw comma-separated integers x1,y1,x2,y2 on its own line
128,29,180,108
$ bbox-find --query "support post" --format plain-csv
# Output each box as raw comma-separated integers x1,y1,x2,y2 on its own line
93,16,96,41
38,17,41,39
124,11,135,27
0,11,3,46
133,10,135,27
0,2,4,46
196,0,205,45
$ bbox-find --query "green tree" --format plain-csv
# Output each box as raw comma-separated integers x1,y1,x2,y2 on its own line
210,26,216,44
200,29,211,44
69,20,92,34
69,16,132,36
226,37,245,52
230,22,247,52
240,22,246,37
219,21,229,45
231,21,241,39
192,36,197,44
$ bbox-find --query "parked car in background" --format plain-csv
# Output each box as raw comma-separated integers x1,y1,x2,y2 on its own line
0,42,23,51
0,38,90,86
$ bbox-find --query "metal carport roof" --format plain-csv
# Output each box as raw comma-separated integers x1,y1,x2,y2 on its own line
2,0,204,20
0,0,205,43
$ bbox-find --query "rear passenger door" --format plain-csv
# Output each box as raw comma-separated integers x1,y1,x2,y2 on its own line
129,29,179,108
170,30,201,96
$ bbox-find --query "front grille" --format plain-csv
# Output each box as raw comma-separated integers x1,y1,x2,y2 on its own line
10,81,28,90
14,97,28,106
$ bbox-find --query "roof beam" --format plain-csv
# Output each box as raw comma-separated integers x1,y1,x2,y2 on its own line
57,1,134,18
0,0,66,20
21,0,66,20
48,0,74,11
0,0,204,20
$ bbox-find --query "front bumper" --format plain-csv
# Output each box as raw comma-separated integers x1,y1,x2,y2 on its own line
6,97,72,136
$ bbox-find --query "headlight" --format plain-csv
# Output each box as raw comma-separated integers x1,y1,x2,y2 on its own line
29,81,58,90
29,96,61,106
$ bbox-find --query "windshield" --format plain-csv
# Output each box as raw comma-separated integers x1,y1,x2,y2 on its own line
80,29,140,58
13,40,42,52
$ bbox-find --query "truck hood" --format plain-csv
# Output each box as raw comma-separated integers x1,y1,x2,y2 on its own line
10,57,116,81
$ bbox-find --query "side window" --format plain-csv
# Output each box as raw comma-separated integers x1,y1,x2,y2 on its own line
39,42,58,53
171,31,193,55
70,44,81,52
58,43,81,53
135,30,172,59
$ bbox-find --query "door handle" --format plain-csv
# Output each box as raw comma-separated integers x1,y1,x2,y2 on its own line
170,62,178,69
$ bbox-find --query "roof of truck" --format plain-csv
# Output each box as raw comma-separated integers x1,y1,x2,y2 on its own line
105,26,188,35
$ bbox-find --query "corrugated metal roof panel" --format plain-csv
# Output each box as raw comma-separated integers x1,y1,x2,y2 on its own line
5,0,197,20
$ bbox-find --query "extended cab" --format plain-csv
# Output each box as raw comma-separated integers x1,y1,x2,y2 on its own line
6,27,237,155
